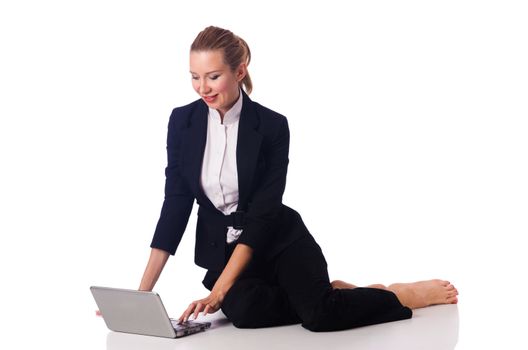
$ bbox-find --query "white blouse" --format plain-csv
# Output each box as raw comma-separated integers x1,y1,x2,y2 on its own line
200,90,243,243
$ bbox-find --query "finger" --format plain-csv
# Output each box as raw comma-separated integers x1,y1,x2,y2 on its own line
178,311,189,324
182,304,197,322
203,304,211,316
193,302,204,320
181,302,197,323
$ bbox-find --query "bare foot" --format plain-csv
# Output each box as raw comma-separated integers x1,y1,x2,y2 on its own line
388,279,458,309
331,280,387,290
331,280,357,289
366,283,387,290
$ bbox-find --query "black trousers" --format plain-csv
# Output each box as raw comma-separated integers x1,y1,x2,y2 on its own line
218,234,413,332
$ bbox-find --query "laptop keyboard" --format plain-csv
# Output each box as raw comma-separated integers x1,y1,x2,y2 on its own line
170,319,196,329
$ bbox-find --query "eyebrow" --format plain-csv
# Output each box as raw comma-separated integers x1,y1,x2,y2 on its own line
189,70,223,75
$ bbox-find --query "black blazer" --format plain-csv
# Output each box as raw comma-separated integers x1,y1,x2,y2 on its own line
151,91,308,273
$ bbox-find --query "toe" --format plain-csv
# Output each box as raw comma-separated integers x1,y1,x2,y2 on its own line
446,295,458,304
447,291,457,298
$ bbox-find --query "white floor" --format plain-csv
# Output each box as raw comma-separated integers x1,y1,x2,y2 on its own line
14,296,522,350
100,305,459,350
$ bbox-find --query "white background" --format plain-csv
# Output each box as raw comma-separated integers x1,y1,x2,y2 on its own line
1,1,527,349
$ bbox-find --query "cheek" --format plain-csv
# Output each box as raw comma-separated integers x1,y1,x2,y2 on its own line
192,80,200,93
214,79,231,94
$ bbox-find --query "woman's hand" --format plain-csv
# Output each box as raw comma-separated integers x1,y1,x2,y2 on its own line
178,244,253,323
178,290,225,323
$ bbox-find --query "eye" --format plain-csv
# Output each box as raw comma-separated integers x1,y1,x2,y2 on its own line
191,76,199,80
210,75,220,80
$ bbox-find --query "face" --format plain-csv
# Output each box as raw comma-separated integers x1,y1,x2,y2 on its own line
190,50,246,117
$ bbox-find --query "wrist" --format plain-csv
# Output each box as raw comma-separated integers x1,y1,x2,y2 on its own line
211,281,233,300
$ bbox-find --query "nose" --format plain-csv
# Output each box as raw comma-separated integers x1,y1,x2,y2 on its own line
199,79,211,95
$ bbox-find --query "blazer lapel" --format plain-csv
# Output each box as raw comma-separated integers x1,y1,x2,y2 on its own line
181,100,215,209
237,91,263,210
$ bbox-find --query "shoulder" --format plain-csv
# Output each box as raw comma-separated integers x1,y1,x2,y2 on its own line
168,98,205,129
252,100,286,122
248,99,289,135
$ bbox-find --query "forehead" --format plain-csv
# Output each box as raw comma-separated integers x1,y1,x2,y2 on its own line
189,50,227,72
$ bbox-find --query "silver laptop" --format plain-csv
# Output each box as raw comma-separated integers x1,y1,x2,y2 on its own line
90,286,211,338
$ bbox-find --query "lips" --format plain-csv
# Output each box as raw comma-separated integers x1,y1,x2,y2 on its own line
203,94,218,103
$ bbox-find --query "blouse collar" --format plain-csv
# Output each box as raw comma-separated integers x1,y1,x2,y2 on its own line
208,89,243,125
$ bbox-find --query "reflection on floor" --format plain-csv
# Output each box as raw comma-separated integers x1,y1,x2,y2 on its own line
105,304,459,350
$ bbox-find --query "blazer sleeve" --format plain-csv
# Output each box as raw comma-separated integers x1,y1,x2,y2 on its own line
237,116,290,255
150,109,195,255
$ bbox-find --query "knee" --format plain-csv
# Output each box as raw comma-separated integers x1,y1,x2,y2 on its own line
221,280,262,328
298,300,336,332
299,289,367,332
223,299,258,328
301,309,332,332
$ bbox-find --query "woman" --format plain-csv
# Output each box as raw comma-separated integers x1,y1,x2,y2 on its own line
139,26,458,332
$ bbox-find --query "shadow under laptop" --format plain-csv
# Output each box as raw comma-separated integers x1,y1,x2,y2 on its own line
106,316,231,350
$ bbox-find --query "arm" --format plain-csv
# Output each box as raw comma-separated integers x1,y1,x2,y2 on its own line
143,109,193,290
238,116,290,254
139,248,170,291
179,243,253,322
212,243,253,296
150,109,195,255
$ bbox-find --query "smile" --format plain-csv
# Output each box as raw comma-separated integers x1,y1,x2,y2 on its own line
203,94,218,103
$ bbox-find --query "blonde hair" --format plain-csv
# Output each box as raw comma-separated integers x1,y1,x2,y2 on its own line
191,26,253,94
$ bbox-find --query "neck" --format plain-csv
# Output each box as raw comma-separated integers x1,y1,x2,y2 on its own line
217,89,241,122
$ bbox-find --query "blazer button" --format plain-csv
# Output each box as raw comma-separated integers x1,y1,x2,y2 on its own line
210,242,217,248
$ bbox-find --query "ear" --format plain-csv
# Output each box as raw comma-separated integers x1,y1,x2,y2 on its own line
236,63,247,82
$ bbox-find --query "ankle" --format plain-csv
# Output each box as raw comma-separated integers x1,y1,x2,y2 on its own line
388,283,415,309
